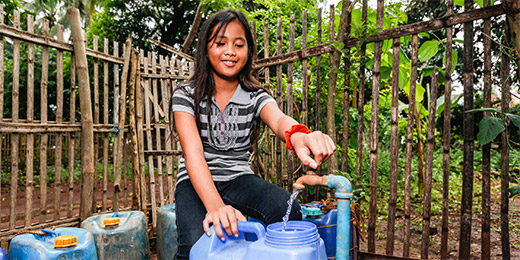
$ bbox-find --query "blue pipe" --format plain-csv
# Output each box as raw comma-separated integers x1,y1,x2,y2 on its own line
325,175,353,260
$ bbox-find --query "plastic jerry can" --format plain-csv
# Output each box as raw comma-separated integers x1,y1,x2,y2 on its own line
156,204,178,260
80,211,150,260
8,227,97,260
190,220,326,260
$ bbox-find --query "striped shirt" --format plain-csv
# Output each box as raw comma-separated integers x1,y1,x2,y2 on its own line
171,84,276,184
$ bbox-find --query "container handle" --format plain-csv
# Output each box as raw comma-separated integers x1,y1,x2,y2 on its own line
237,221,265,239
41,229,60,237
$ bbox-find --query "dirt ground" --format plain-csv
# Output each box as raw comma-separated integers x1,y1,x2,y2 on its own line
1,179,519,259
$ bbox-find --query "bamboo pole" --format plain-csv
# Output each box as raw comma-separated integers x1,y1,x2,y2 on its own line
263,19,271,182
287,14,295,191
113,41,120,181
481,0,492,258
441,1,454,259
39,18,50,224
161,56,174,204
154,55,165,207
403,33,418,258
54,24,64,220
92,35,100,213
102,37,109,212
355,0,367,188
0,4,3,122
138,50,148,214
129,48,143,210
275,18,282,187
302,10,308,127
421,71,438,259
68,55,77,219
123,141,129,207
114,36,133,210
500,20,511,260
386,36,400,255
67,7,96,220
10,10,20,230
341,0,352,174
314,8,322,202
25,14,35,228
367,0,384,253
326,4,338,174
459,0,475,257
145,52,158,228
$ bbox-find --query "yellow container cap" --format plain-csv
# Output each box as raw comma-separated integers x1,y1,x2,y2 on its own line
54,235,78,248
103,217,121,227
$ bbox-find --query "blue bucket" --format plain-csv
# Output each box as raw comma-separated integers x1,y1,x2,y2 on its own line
156,204,178,260
8,227,97,260
80,211,150,259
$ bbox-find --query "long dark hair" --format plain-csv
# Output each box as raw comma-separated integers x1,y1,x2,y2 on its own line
170,9,265,142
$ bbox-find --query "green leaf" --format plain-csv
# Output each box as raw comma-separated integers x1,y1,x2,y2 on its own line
332,41,344,52
454,0,464,6
442,48,458,72
477,117,506,145
467,108,502,113
418,40,439,63
510,185,520,198
505,113,520,128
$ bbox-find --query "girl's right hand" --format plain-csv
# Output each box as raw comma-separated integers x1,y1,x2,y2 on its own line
203,204,247,241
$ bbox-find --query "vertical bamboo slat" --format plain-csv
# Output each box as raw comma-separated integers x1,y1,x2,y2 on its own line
54,24,64,220
500,21,511,260
154,55,165,207
286,15,295,191
302,10,308,127
459,0,475,258
355,0,368,187
137,50,147,213
129,48,143,210
367,0,384,253
263,19,271,181
113,41,120,188
441,1,454,258
10,10,20,230
275,18,282,187
326,4,338,174
386,36,400,255
481,0,492,258
421,71,438,259
68,7,96,220
25,14,35,227
341,1,352,173
102,38,109,212
144,52,157,227
68,55,77,219
39,19,50,224
403,34,418,258
162,57,173,204
314,8,322,201
0,4,4,121
92,35,99,213
115,37,133,209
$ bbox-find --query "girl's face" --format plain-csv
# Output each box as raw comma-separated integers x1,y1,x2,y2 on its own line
207,19,248,85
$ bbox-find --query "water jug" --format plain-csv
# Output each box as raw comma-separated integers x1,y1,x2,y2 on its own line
156,204,178,260
190,220,326,260
302,205,358,259
80,211,150,260
8,227,97,260
0,248,6,260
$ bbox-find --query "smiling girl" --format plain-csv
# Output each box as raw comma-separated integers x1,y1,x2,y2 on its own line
170,9,336,259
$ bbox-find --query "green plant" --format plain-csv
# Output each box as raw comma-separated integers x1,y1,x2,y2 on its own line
467,108,520,145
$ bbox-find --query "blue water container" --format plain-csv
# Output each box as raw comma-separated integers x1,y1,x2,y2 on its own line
0,248,6,260
302,206,358,259
156,204,178,260
80,211,150,260
190,221,326,260
8,227,97,260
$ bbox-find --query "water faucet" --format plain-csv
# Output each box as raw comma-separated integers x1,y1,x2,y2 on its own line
293,172,353,260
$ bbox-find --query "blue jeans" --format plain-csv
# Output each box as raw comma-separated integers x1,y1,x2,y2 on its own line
174,174,302,260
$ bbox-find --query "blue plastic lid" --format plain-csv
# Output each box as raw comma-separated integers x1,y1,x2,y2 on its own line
304,207,322,217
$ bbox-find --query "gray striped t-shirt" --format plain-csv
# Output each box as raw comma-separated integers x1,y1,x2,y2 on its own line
171,84,276,184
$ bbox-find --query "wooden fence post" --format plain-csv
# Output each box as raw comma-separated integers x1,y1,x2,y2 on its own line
67,8,96,220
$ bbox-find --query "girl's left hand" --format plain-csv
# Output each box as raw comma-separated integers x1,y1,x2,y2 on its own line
290,131,336,169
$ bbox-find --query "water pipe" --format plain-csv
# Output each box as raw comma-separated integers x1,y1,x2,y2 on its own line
293,174,353,260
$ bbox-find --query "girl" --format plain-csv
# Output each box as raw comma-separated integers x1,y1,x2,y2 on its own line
170,9,336,259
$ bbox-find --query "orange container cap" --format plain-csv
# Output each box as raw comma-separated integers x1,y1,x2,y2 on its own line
54,235,78,248
103,217,121,227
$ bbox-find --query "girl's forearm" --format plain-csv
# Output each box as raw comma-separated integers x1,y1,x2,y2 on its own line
185,157,225,211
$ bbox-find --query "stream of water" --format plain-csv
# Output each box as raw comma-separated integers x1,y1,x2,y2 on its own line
281,189,302,231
